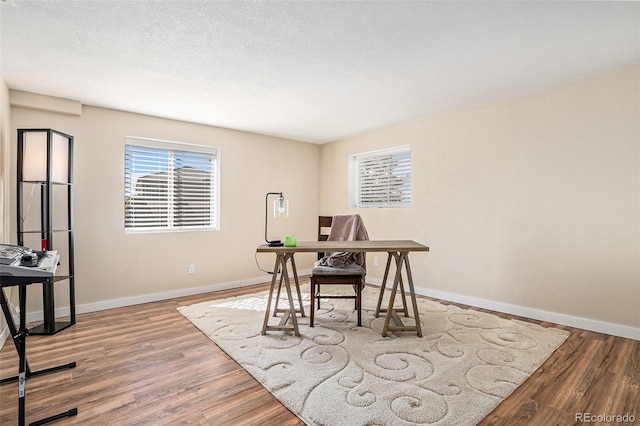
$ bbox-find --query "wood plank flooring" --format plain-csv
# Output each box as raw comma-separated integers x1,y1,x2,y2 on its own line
1,279,638,425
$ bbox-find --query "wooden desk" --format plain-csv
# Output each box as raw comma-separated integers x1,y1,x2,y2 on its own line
256,240,429,337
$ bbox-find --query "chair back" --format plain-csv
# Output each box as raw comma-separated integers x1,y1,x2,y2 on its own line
318,216,332,260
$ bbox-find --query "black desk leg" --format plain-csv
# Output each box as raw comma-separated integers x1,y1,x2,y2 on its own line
18,284,28,426
0,284,78,426
0,287,33,380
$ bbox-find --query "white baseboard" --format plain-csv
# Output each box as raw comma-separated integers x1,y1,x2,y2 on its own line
368,278,640,341
4,270,636,350
21,269,312,325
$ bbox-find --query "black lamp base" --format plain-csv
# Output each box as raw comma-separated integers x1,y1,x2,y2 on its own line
268,240,284,247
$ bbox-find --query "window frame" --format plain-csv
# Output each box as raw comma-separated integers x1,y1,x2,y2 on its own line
124,136,220,233
348,144,411,209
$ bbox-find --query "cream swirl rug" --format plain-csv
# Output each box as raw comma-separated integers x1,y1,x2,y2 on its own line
177,286,569,425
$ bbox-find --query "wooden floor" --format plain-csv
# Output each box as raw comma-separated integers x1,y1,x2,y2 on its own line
1,279,638,425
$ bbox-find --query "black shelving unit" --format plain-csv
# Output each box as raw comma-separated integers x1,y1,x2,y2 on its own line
16,128,75,335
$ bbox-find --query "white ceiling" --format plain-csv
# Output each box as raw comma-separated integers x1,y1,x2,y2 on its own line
1,1,638,144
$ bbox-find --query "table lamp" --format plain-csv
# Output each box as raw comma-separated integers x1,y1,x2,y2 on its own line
265,192,288,246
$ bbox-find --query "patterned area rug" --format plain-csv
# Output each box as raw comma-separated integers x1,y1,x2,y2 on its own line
177,286,569,426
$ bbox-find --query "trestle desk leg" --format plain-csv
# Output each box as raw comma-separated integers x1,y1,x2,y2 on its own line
273,266,285,317
374,253,392,317
261,253,300,336
381,252,422,338
273,254,304,318
290,255,305,317
261,255,282,334
404,255,423,337
281,257,300,336
375,253,408,318
381,257,403,337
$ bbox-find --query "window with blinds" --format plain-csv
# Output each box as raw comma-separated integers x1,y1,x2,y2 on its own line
348,145,411,208
124,137,219,232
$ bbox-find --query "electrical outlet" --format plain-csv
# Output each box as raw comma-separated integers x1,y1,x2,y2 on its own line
188,264,195,274
373,256,379,266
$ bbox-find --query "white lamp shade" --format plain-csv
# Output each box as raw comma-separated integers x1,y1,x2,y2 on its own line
22,130,70,182
273,198,289,218
22,131,47,181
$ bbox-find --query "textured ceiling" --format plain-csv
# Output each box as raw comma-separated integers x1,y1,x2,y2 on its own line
1,1,638,144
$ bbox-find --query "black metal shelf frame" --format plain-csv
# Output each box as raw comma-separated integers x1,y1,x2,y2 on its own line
16,128,76,335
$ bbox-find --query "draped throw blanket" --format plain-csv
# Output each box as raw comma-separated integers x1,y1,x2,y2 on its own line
315,214,369,270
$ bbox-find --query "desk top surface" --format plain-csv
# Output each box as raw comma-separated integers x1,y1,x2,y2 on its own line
257,240,429,253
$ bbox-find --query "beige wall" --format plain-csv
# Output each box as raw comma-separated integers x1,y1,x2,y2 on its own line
2,65,638,338
319,64,640,331
8,100,320,311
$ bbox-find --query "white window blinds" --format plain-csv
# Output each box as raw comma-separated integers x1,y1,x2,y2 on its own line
348,145,411,208
125,137,219,232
